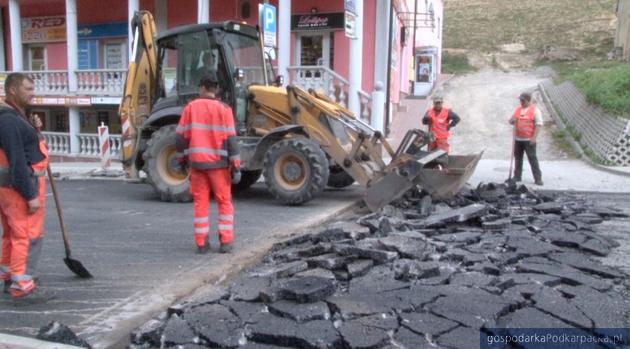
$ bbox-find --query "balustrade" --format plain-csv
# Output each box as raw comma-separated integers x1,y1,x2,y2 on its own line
42,132,71,154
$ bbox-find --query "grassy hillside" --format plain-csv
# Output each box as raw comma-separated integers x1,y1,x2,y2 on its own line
443,0,618,54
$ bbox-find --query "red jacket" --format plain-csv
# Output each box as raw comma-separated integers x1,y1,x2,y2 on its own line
427,107,451,140
176,97,240,169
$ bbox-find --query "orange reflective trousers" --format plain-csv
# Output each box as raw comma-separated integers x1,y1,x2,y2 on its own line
0,138,48,279
190,168,234,247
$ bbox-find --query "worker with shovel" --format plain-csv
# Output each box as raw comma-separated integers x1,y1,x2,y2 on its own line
0,73,51,300
509,92,543,186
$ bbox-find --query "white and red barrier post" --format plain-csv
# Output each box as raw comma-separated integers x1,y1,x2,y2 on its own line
98,122,111,169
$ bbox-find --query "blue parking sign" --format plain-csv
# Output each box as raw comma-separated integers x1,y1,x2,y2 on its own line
259,3,277,47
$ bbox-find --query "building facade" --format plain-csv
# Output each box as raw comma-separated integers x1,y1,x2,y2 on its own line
0,0,443,158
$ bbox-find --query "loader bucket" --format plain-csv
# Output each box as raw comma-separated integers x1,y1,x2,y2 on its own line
414,152,483,200
363,151,483,212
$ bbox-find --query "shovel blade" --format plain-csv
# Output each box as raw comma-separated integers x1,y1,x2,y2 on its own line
64,257,93,278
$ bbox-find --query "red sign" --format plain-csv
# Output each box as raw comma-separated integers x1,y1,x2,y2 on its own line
22,16,67,43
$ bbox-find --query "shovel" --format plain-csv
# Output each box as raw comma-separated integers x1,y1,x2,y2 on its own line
46,165,93,278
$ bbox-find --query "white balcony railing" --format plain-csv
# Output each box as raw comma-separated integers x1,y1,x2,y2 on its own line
286,65,372,123
24,70,69,95
42,132,71,154
43,131,122,159
2,69,126,97
287,65,349,107
76,69,126,95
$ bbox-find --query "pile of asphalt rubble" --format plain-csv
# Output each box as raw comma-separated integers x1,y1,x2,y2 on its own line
127,182,630,349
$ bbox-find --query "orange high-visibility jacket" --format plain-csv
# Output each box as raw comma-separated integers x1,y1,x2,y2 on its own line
427,107,450,140
513,105,536,140
176,97,240,169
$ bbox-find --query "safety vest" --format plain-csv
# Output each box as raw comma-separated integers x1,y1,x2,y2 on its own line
0,129,48,191
513,105,536,139
427,107,450,140
176,97,239,169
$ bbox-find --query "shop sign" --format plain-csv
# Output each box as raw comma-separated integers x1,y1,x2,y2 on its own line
78,22,127,39
344,11,357,39
31,96,92,106
91,97,122,105
22,16,66,43
291,13,345,31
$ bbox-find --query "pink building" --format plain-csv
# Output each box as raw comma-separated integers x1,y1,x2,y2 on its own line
0,0,443,158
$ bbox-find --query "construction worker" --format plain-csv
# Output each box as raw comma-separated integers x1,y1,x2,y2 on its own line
422,95,460,153
509,92,543,186
176,73,240,254
0,73,49,299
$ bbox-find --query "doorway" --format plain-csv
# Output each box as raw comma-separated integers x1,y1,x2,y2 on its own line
296,32,333,70
28,46,46,70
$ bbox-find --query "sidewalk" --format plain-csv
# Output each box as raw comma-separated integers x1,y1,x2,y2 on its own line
49,161,125,180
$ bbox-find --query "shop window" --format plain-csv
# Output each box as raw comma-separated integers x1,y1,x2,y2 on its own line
104,42,126,69
53,112,68,132
28,46,46,71
240,0,251,19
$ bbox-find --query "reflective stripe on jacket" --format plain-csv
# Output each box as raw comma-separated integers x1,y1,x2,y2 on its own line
513,106,536,140
427,107,450,140
176,97,240,169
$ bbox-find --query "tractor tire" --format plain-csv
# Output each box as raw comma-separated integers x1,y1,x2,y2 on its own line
263,138,329,205
327,165,355,188
233,169,262,192
143,125,191,202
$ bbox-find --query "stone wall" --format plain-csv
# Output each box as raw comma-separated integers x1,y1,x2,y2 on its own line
540,80,630,166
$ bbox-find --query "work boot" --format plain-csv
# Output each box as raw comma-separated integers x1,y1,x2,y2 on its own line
196,244,210,254
0,266,9,294
535,179,544,186
196,236,210,254
11,286,57,305
8,278,36,299
220,243,233,254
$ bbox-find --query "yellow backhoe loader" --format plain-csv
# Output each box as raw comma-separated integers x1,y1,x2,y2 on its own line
119,11,481,211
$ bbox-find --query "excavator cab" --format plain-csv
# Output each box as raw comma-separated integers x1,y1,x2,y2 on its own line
154,22,266,126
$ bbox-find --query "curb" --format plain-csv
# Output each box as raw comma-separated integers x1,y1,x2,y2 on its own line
538,82,630,178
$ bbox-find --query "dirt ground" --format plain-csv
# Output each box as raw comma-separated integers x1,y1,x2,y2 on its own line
443,67,572,161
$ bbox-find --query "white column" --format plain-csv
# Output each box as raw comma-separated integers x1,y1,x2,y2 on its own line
128,0,139,62
278,0,291,85
9,0,23,71
371,81,385,133
348,0,364,117
373,0,390,89
154,0,168,34
66,0,80,154
66,0,78,92
68,107,80,153
197,0,209,24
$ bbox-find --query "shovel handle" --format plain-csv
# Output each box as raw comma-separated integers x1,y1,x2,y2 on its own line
46,165,72,258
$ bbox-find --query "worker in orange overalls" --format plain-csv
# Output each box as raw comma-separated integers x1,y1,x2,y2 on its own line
422,94,461,153
0,73,49,300
176,73,240,254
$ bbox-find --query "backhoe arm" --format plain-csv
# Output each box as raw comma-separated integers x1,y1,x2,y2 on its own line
119,10,158,178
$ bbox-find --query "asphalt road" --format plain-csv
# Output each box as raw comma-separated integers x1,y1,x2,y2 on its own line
0,179,362,348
